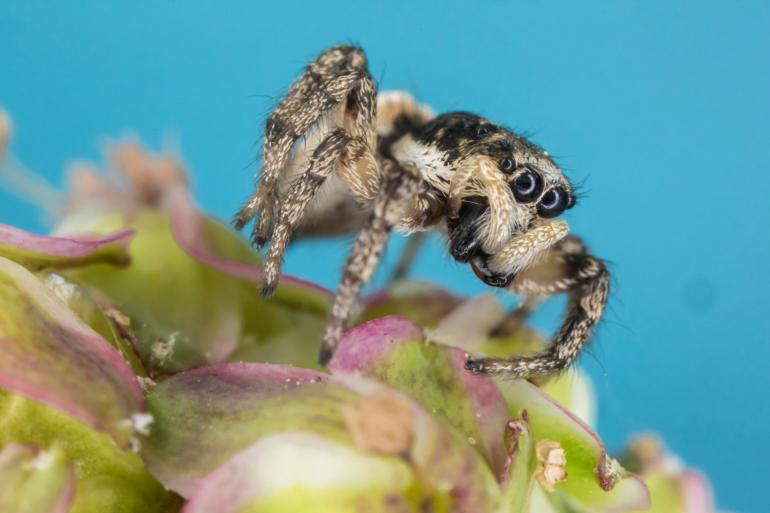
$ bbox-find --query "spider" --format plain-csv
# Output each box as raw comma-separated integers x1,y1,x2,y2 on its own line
234,45,610,378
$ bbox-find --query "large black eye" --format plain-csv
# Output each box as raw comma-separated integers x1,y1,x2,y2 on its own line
537,187,568,218
512,170,543,202
499,158,515,173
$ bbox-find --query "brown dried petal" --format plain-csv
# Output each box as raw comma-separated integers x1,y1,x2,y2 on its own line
111,142,187,205
535,439,568,492
343,390,415,455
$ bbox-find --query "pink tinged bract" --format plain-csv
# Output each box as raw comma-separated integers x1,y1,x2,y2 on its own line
335,373,504,513
140,362,338,496
166,185,333,300
0,223,134,269
0,256,144,446
328,316,512,479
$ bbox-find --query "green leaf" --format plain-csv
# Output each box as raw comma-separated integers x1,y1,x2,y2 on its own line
500,415,537,513
497,380,650,512
0,443,74,513
0,391,182,513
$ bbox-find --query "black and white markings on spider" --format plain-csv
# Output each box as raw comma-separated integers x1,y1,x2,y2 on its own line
234,45,610,379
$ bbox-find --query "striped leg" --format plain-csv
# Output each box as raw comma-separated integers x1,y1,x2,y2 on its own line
466,236,610,378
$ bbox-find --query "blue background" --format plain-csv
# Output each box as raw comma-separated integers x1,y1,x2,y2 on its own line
1,2,768,511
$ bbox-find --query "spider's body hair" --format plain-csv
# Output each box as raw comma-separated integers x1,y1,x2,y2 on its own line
235,45,609,379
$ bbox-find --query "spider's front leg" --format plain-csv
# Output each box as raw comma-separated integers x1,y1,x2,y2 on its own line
465,233,610,378
318,161,427,365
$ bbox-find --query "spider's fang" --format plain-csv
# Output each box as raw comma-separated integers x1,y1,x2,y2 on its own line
470,257,514,288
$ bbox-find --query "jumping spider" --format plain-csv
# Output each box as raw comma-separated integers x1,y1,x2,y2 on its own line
234,45,609,378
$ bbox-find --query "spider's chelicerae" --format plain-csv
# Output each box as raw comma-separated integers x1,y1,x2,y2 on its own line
234,45,610,378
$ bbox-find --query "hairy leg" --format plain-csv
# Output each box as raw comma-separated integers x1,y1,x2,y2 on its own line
260,73,380,294
261,129,351,297
234,46,370,245
318,162,424,365
466,236,610,378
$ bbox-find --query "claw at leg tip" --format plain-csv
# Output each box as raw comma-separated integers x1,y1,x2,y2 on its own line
260,282,277,299
318,346,333,366
464,358,487,375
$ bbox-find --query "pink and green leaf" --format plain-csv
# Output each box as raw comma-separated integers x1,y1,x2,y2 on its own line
142,362,502,512
336,374,503,513
141,363,346,496
0,223,133,269
328,316,511,478
0,256,143,446
0,391,182,513
38,270,147,377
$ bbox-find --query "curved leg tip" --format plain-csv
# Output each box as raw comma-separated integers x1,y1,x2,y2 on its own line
464,357,489,375
260,282,278,299
317,346,334,366
251,235,267,249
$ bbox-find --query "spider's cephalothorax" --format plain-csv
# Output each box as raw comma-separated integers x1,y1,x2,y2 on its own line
234,45,610,378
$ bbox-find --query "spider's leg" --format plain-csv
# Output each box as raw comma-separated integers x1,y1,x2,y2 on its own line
263,72,381,293
261,129,350,297
466,235,610,378
318,162,424,365
290,90,437,239
234,45,370,246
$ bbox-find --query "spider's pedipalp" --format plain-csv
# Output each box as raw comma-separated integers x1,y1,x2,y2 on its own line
466,235,610,378
484,220,569,279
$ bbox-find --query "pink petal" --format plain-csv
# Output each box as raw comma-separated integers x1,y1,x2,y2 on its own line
0,223,133,269
681,470,716,513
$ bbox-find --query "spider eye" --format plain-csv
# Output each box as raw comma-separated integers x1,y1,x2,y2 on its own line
537,187,568,218
499,158,515,173
476,125,491,137
512,170,543,202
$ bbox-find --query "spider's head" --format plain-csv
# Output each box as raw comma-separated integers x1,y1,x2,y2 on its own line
430,113,576,287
